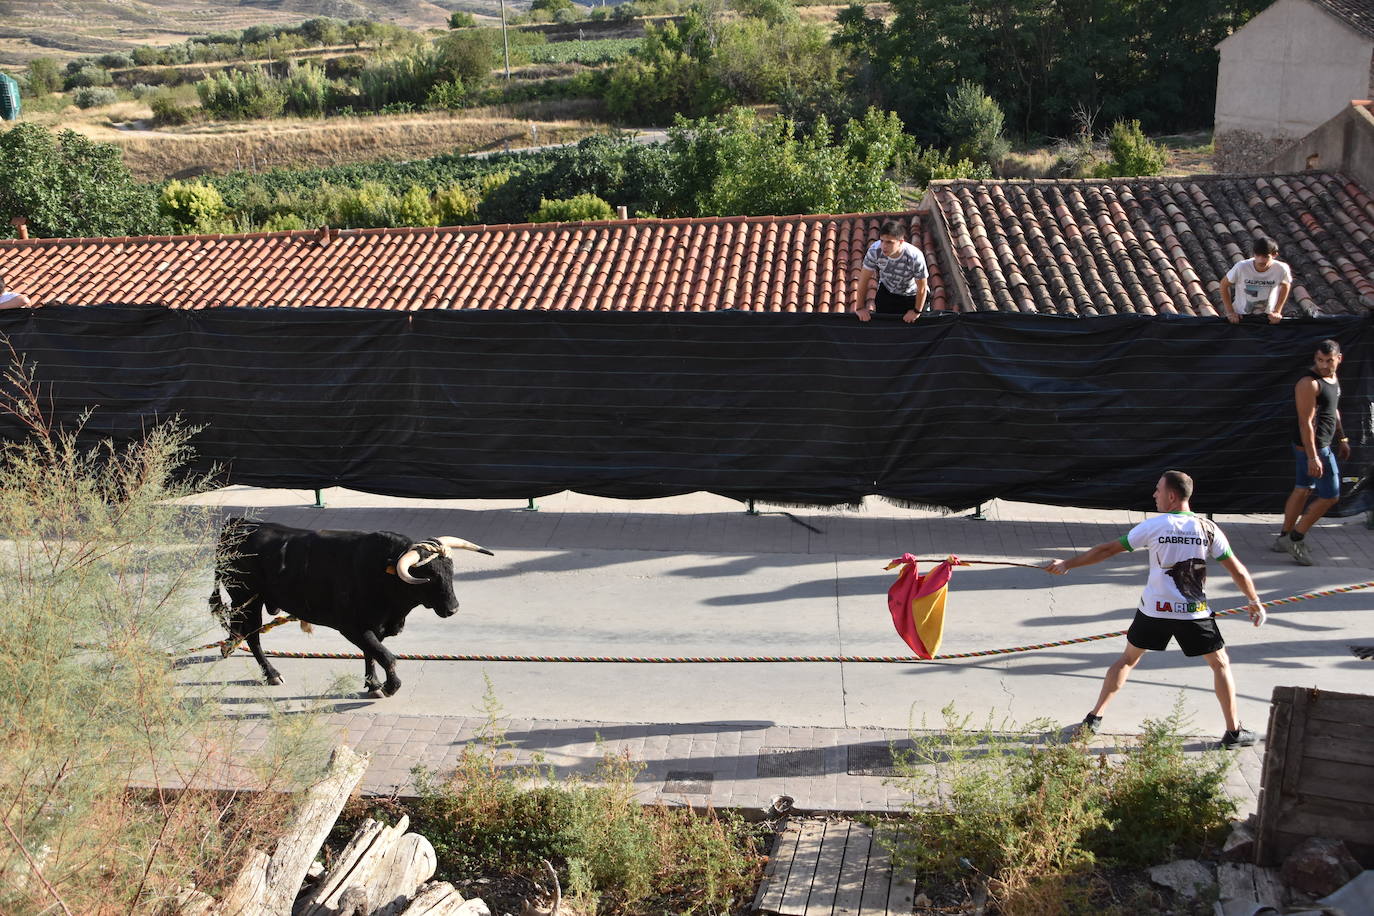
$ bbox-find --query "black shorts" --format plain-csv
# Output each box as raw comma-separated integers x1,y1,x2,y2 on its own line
1126,611,1225,657
874,285,917,315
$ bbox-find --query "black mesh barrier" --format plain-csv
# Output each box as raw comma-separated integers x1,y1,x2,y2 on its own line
0,306,1369,515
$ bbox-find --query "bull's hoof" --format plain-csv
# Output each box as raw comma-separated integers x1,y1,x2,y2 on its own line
266,675,284,686
360,687,386,699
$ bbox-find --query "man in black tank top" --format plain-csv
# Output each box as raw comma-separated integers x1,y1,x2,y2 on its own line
1275,340,1349,566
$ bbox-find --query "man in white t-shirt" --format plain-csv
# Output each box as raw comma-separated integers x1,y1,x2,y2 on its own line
0,273,31,309
1219,237,1291,324
854,219,928,323
1043,470,1266,748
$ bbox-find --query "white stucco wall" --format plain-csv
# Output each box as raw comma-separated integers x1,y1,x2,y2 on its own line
1215,0,1373,140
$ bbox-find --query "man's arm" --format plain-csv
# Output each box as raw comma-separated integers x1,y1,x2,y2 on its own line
1219,555,1265,626
1043,539,1126,575
1220,277,1239,324
0,292,30,309
1335,412,1351,461
1267,282,1290,324
854,268,874,322
905,277,928,323
1296,376,1322,476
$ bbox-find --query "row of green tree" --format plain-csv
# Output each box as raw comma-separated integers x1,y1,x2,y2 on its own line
0,112,920,238
834,0,1266,139
0,96,1170,241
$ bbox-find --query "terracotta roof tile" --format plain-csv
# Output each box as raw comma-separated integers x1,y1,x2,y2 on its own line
1314,0,1374,38
929,173,1374,316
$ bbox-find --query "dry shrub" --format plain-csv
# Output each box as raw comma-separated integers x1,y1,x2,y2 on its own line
407,681,766,915
0,343,331,914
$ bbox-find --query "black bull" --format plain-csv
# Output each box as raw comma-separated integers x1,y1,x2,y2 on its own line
210,519,494,697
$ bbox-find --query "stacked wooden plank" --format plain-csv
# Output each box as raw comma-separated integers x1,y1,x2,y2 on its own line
1255,686,1374,866
753,818,915,916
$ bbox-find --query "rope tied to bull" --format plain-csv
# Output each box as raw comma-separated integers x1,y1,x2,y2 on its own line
199,577,1374,665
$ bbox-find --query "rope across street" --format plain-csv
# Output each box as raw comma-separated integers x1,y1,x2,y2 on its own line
199,578,1374,665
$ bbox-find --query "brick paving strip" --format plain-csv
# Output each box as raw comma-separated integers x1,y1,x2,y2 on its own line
229,712,1265,819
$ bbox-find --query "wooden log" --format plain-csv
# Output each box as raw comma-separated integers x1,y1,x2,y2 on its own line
296,815,413,916
296,817,394,915
260,745,370,916
399,882,465,916
368,833,438,916
216,849,272,916
755,820,802,914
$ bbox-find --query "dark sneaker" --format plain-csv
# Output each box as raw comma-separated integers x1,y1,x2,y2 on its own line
1271,534,1291,553
1284,536,1314,566
1073,714,1102,738
1221,728,1257,749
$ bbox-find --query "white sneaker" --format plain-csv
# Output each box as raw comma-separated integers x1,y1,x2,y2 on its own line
1285,536,1314,566
1271,534,1291,553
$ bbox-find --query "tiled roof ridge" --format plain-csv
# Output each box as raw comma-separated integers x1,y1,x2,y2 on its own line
931,170,1352,189
0,210,922,250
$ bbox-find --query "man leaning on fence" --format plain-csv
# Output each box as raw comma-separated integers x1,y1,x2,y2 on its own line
0,273,31,309
1220,237,1290,324
854,219,928,323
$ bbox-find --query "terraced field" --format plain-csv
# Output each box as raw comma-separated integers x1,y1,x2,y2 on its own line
0,0,500,65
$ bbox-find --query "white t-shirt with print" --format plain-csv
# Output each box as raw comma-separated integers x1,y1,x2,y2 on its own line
1225,258,1292,314
1120,512,1233,620
862,241,928,296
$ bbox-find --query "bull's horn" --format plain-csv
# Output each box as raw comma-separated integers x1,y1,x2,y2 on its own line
437,536,495,557
394,547,430,584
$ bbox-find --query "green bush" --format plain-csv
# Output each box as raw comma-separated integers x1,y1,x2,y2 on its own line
435,29,500,86
449,11,477,28
425,78,468,111
1093,118,1169,178
26,58,61,96
1089,708,1235,864
281,61,330,117
195,68,284,119
904,145,992,188
0,124,164,238
401,684,764,914
940,80,1010,169
887,699,1237,910
532,192,616,223
65,64,113,89
150,92,194,125
358,50,442,109
72,86,118,109
159,179,229,232
434,184,477,224
97,52,133,69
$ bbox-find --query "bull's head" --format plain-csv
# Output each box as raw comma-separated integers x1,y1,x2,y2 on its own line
395,536,494,617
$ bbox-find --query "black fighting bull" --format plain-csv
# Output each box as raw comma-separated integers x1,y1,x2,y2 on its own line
210,518,494,698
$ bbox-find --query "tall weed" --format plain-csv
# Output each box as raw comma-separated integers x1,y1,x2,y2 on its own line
407,680,764,915
0,346,329,914
887,699,1235,914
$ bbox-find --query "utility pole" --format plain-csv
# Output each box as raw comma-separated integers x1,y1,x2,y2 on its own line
499,0,512,80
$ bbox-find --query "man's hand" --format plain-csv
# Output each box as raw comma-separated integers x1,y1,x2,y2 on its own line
1248,602,1266,627
903,308,919,324
1307,456,1324,477
1226,311,1240,324
1338,439,1352,461
855,306,872,322
1267,310,1282,325
1043,559,1069,576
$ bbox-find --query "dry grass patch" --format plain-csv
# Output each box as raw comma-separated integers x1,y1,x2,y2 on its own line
62,107,607,181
